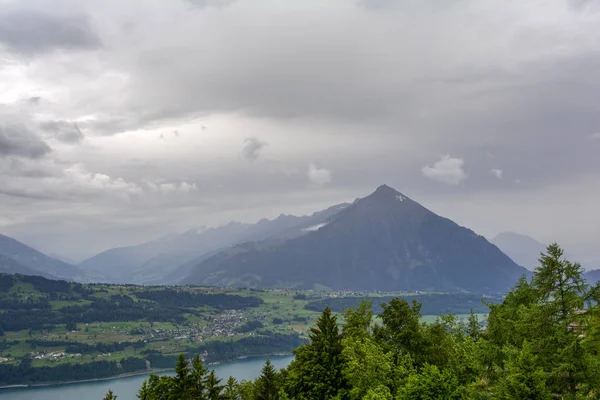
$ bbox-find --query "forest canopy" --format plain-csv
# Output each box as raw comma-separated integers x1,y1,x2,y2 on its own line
108,243,600,399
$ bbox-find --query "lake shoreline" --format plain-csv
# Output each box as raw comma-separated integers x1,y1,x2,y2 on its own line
0,352,293,390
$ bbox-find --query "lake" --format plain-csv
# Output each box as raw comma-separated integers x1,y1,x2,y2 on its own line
0,355,294,400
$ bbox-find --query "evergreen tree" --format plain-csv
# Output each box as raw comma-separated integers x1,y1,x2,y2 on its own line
530,244,590,396
189,354,208,399
171,353,192,399
255,360,279,400
223,376,239,400
286,307,349,399
137,380,154,400
103,389,117,400
467,309,481,341
206,370,224,400
494,341,550,400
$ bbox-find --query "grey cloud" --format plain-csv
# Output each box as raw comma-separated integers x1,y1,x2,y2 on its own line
0,123,51,159
242,137,267,162
40,120,84,143
0,9,101,55
185,0,238,8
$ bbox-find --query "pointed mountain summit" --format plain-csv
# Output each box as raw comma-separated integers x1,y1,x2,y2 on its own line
184,185,527,293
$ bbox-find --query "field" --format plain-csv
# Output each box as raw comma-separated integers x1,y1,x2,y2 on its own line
0,274,499,386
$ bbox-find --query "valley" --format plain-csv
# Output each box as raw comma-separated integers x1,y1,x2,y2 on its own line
0,274,498,386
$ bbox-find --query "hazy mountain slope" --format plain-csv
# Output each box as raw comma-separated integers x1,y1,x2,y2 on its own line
0,254,57,278
185,185,527,293
79,203,349,283
491,232,546,270
0,234,78,280
584,269,600,283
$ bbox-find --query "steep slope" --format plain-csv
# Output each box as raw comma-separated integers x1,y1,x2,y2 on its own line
0,234,78,280
185,185,528,293
491,232,547,270
79,203,349,283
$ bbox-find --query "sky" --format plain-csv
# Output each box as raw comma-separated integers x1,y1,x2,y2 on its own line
1,0,600,263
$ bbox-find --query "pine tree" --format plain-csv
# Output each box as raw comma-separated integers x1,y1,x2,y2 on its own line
255,360,279,400
103,389,117,400
530,244,589,395
206,370,224,400
171,353,192,399
223,376,239,400
286,307,349,399
137,380,153,400
189,354,208,399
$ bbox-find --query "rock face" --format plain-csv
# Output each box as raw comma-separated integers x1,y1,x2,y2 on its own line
185,185,528,293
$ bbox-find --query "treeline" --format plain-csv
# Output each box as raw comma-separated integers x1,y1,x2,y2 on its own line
141,333,303,367
305,292,502,315
135,290,264,310
0,356,147,386
115,244,600,399
0,332,301,385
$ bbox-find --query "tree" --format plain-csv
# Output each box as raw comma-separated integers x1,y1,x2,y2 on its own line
223,376,239,400
530,244,592,396
171,353,192,399
286,307,349,399
103,389,117,400
255,360,279,400
397,364,460,400
189,354,208,399
494,341,550,400
342,300,372,339
206,370,223,400
342,335,393,400
467,310,481,341
137,380,154,400
374,299,428,366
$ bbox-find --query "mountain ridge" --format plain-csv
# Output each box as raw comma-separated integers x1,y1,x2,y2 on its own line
184,185,528,292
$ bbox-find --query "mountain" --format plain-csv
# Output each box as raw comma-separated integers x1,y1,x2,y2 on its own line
584,269,600,283
0,234,78,280
79,203,349,284
491,232,546,271
0,254,57,278
184,185,528,293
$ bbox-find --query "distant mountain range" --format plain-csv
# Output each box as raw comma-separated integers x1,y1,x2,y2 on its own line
77,203,349,284
2,185,553,292
0,234,79,280
490,232,546,271
491,231,600,282
182,185,528,293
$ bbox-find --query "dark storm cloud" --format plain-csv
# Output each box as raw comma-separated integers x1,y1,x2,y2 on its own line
40,120,84,143
0,124,51,159
0,9,101,55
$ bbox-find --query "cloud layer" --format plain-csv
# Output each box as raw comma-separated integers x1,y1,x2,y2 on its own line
0,0,599,262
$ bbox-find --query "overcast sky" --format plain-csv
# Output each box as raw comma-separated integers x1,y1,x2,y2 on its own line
1,0,600,262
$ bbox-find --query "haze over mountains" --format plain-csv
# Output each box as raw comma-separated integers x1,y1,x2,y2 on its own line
0,234,79,280
8,184,600,292
183,185,527,292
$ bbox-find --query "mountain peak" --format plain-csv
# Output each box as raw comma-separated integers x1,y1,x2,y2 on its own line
369,184,409,203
